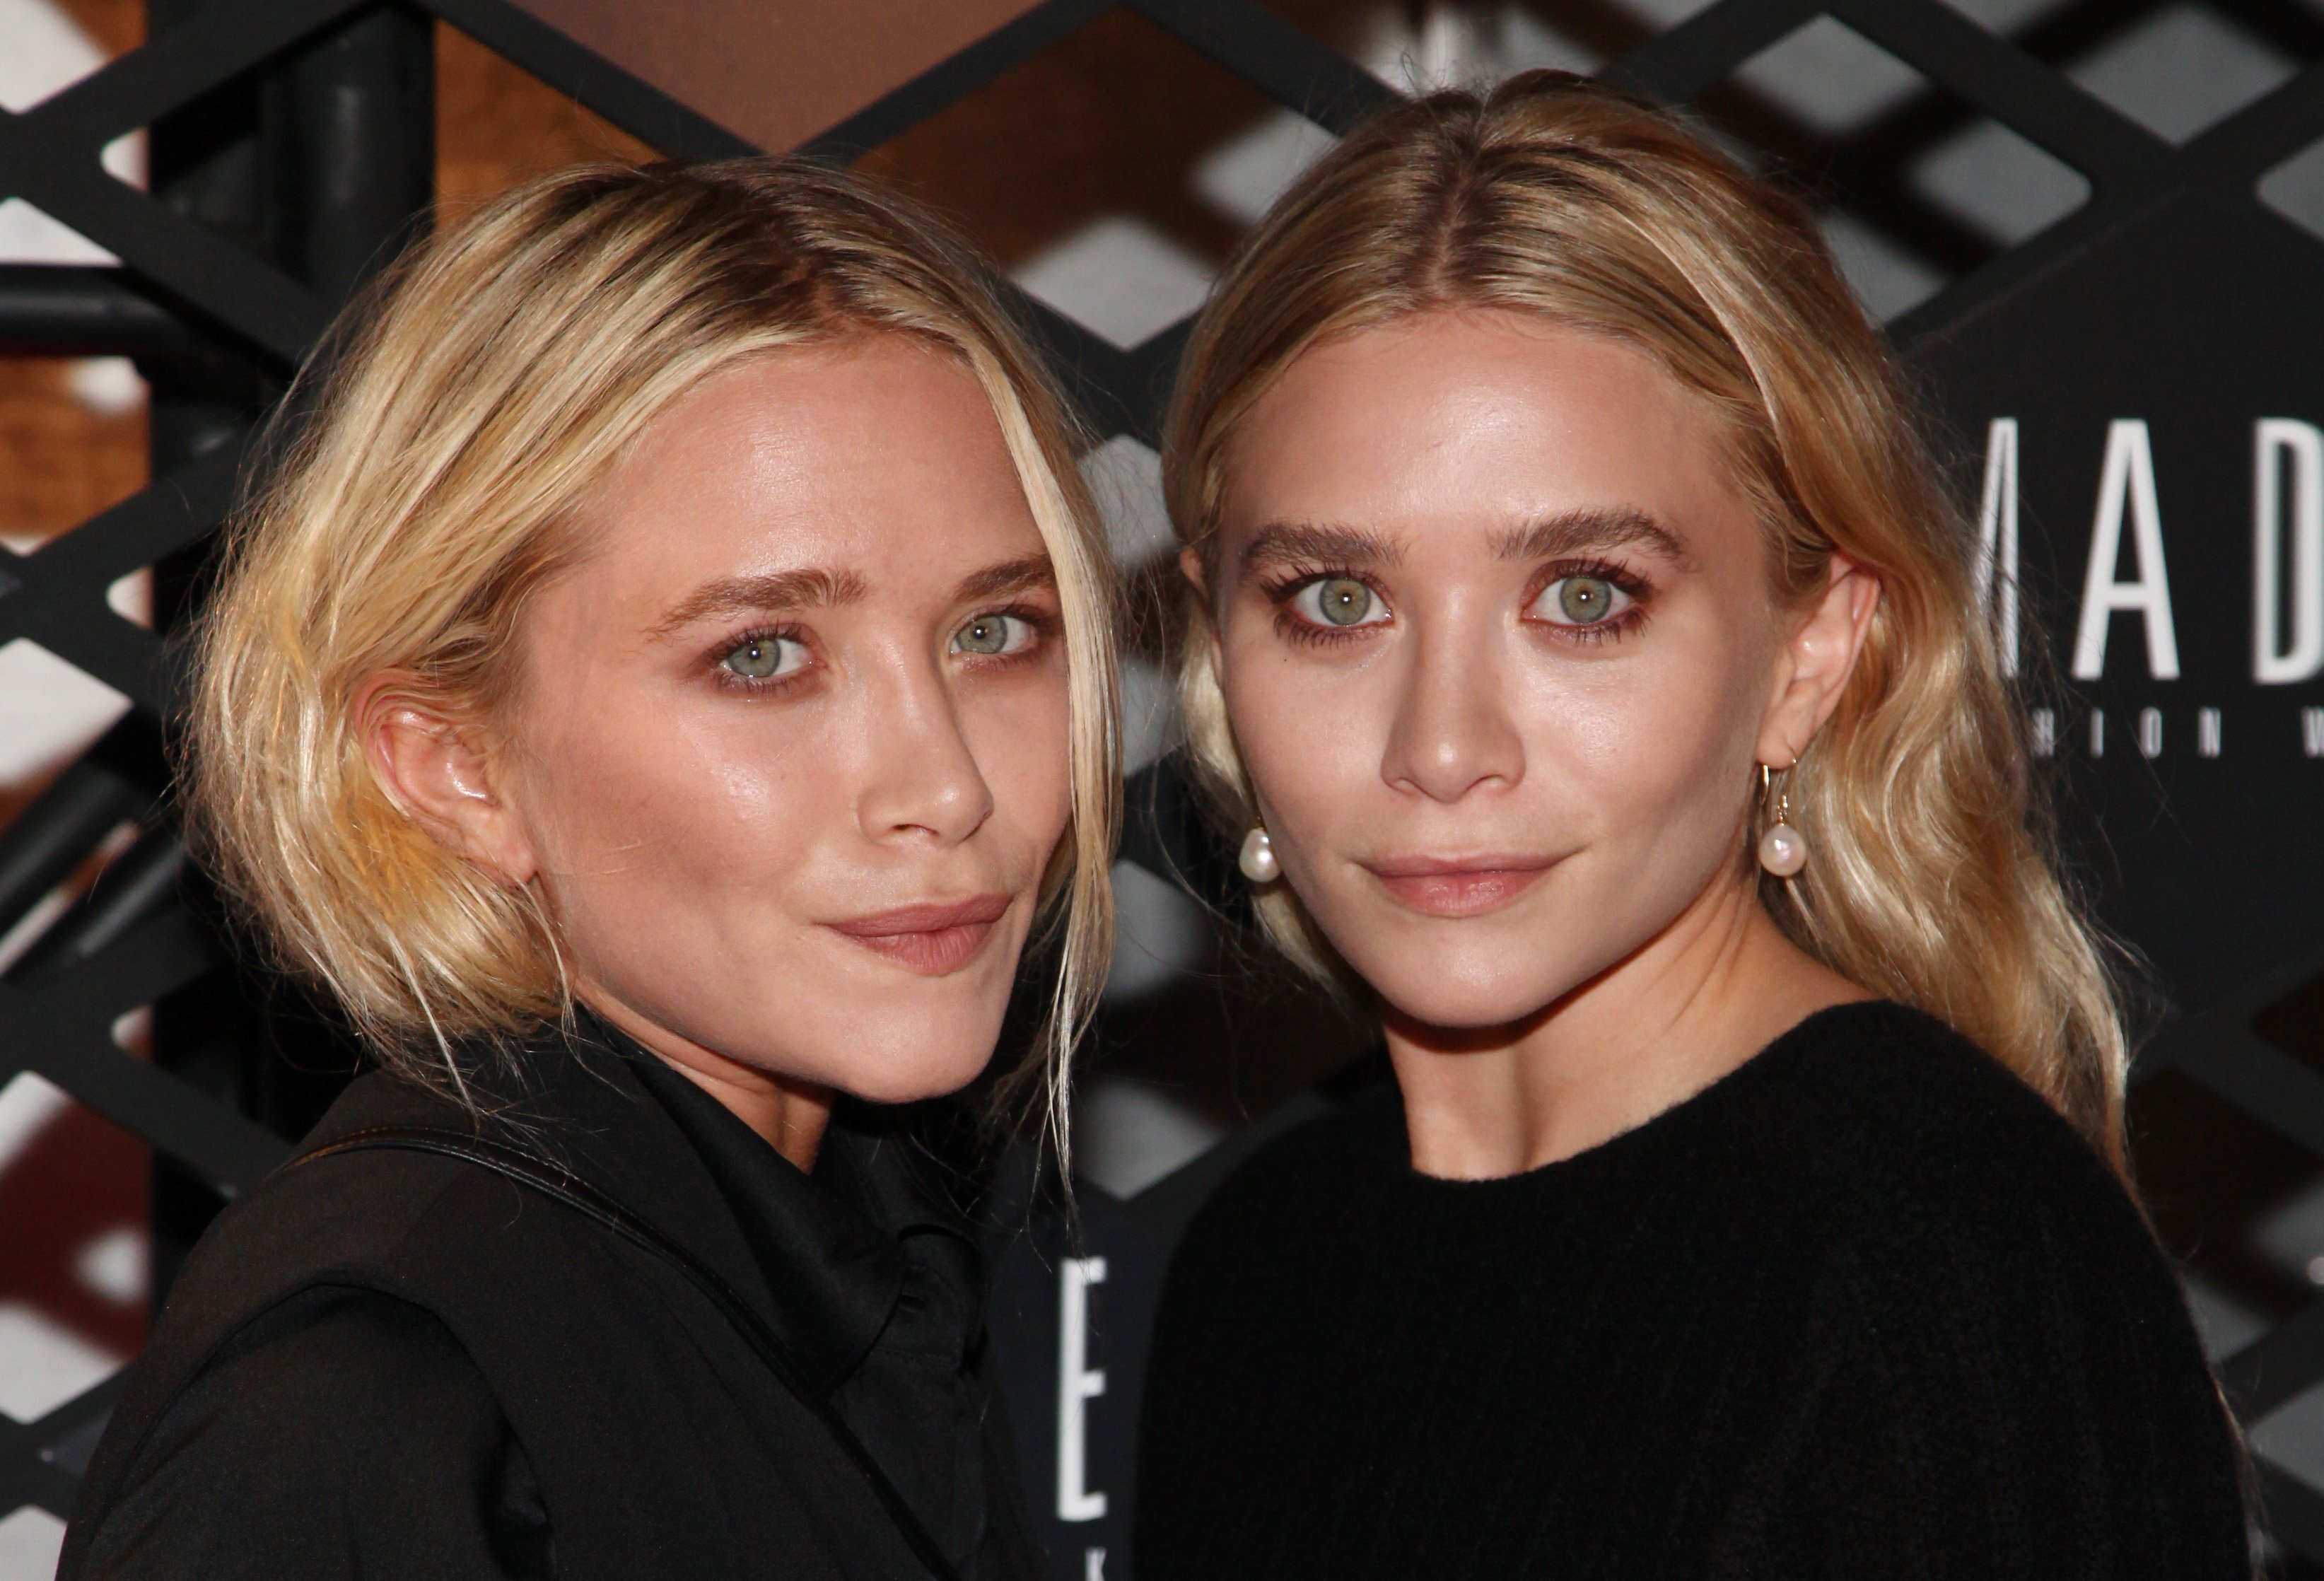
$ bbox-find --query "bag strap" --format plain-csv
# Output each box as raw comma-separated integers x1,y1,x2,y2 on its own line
291,1124,965,1581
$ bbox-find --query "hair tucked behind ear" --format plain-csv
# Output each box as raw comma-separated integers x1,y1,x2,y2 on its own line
185,159,1116,1161
1164,72,2132,1177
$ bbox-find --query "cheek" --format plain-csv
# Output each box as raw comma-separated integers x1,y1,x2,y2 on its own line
1522,621,1775,858
1216,619,1390,831
1538,664,1735,808
511,667,828,901
962,669,1075,848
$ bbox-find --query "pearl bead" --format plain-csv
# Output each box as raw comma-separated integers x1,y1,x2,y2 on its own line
1239,827,1280,883
1758,822,1806,877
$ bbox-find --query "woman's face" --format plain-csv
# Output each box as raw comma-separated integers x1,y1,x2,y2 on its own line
1205,310,1833,1033
446,339,1072,1102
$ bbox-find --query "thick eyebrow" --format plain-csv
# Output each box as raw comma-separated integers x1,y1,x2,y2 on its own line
1238,523,1406,579
954,552,1056,604
1491,508,1693,569
650,567,870,637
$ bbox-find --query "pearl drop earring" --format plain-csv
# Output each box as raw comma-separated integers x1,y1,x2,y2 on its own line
1239,826,1280,884
1757,762,1806,877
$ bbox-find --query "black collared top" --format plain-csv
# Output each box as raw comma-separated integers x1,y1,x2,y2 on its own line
61,1015,1044,1581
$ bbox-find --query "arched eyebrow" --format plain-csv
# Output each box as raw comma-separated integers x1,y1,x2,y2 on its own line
651,567,870,636
954,552,1055,603
1238,523,1405,579
1493,508,1693,568
650,554,1054,640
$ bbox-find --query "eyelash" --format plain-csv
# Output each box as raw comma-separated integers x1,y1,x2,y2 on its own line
703,603,1063,696
1263,559,1654,647
1261,568,1384,648
1524,557,1652,646
954,604,1064,665
708,623,814,695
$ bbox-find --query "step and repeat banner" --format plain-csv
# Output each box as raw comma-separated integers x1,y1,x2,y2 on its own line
1917,182,2324,1013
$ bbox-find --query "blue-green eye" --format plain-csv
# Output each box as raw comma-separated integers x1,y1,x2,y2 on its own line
720,634,805,681
953,612,1034,657
1292,577,1388,629
1531,574,1631,627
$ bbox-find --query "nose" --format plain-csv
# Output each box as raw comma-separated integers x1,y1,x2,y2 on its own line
1379,611,1526,804
855,649,995,846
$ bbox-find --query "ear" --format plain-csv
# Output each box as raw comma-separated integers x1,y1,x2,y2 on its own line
1757,555,1880,769
356,674,539,887
1178,545,1209,603
1181,545,1225,673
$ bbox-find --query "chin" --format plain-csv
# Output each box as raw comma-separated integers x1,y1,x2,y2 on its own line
828,1025,1001,1105
1345,935,1586,1033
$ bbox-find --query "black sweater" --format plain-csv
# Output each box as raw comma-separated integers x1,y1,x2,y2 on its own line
1135,1002,2250,1580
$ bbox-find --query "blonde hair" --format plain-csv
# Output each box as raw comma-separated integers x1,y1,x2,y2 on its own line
188,158,1118,1148
1166,74,2131,1174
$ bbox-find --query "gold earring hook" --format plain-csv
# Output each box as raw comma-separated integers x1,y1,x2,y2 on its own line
1760,760,1792,826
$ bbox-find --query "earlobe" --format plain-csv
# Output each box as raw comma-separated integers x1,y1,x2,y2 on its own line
356,675,539,886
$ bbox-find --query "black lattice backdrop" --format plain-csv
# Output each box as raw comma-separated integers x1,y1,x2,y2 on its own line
6,0,2324,1568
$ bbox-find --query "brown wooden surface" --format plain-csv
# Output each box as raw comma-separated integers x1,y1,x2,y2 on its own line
508,0,1049,151
0,13,658,563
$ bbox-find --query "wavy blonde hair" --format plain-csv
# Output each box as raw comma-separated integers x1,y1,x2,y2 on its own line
1166,74,2130,1173
187,158,1118,1145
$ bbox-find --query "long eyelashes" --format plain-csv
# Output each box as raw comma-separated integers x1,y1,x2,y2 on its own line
982,603,1065,643
1262,560,1654,647
952,602,1064,661
1523,557,1652,644
708,624,814,694
703,604,1064,696
1262,569,1389,647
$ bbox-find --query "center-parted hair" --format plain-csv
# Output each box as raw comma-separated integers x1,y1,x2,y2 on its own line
1165,73,2132,1174
187,159,1119,1146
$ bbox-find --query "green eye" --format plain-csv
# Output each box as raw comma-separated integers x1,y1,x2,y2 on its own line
1312,578,1374,626
720,636,800,680
1560,577,1613,622
1541,574,1628,626
954,612,1025,656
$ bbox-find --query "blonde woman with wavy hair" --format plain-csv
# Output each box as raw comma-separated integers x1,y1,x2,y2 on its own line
64,159,1113,1581
1135,74,2248,1580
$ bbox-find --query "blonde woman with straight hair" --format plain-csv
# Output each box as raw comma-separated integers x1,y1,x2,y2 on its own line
1136,74,2248,1579
64,159,1114,1581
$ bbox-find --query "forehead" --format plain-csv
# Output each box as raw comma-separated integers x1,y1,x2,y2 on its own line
580,337,1043,595
1220,310,1741,554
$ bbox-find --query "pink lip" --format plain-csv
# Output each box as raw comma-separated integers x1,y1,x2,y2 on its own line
1361,855,1556,919
826,894,1012,976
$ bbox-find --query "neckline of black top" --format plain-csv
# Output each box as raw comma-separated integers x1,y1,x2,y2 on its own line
1348,998,1906,1194
543,1009,986,1392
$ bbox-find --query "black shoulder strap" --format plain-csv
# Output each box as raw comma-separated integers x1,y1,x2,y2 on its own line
291,1124,964,1581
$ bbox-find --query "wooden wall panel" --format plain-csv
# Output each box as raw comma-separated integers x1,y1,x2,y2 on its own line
506,0,1047,151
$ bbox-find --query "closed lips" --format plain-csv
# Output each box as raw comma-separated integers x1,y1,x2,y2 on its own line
1361,856,1555,919
827,894,1012,975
